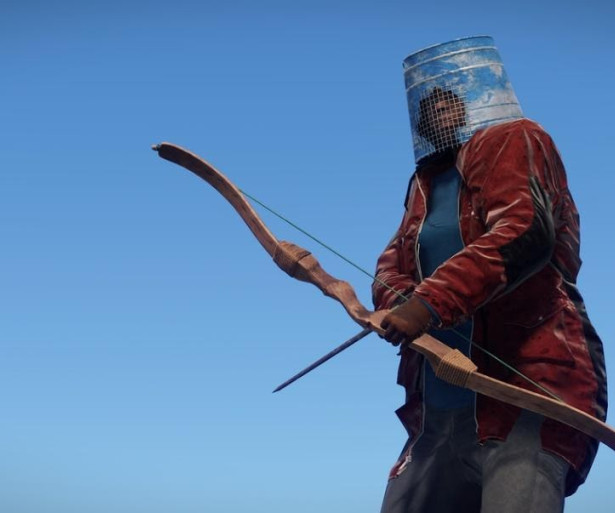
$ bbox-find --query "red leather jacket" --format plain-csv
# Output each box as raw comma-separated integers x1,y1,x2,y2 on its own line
372,119,607,495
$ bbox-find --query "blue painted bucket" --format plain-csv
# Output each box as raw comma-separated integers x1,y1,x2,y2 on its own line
403,36,523,163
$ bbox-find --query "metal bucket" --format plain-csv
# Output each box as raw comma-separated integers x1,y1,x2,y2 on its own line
403,36,523,164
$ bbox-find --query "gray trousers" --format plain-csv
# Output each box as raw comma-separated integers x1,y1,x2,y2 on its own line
380,406,569,513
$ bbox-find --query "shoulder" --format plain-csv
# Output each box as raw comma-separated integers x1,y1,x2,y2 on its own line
464,118,554,152
464,118,548,147
457,119,557,181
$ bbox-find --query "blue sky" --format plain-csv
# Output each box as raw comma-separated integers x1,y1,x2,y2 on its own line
2,1,615,511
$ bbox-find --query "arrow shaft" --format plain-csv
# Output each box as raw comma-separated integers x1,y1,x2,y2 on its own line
273,327,372,392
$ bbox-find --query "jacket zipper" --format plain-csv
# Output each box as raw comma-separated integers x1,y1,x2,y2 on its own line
396,174,429,471
456,174,479,435
414,175,428,282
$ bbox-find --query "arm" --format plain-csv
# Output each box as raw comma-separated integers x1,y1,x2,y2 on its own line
372,213,419,310
372,177,421,310
413,119,557,327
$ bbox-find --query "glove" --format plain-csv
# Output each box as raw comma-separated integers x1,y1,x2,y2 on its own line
381,296,433,346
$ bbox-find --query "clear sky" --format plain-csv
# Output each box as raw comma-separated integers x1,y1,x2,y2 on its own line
2,1,614,512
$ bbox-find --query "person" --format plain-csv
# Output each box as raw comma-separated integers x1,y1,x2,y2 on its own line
372,36,607,513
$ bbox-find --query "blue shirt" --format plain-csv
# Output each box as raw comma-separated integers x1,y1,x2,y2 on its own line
418,166,475,409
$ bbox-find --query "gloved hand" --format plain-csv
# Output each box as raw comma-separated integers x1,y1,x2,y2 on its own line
381,296,433,346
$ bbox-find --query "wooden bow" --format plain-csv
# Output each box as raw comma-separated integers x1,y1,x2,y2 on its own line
153,142,615,452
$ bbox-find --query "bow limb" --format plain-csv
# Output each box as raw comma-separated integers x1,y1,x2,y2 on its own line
153,142,378,329
410,334,615,451
153,143,278,254
153,142,615,452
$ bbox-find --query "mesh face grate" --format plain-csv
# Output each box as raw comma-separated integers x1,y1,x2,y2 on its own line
414,86,470,156
403,37,524,163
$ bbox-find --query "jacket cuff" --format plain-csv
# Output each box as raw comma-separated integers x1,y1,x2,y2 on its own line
414,296,442,327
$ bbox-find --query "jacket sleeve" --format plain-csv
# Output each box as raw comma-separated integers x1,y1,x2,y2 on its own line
372,208,419,311
413,119,558,326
